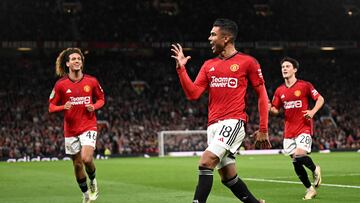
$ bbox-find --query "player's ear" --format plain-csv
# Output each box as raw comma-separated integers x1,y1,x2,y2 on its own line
224,34,232,44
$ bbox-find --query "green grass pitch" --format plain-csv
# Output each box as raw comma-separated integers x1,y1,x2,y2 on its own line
0,152,359,203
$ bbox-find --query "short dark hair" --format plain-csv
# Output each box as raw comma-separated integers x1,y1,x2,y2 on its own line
213,18,238,42
280,56,300,70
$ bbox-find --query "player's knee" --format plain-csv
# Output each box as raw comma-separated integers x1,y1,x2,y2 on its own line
199,153,218,169
199,160,214,169
294,148,307,156
82,156,93,165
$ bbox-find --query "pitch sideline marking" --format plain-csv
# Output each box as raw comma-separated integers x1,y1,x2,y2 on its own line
263,173,360,179
243,178,360,189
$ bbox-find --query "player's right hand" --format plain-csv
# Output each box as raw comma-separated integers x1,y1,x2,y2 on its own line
64,101,72,110
171,43,191,68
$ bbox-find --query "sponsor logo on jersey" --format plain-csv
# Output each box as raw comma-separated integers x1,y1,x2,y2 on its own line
66,89,72,93
49,89,55,99
218,137,224,142
209,67,215,72
230,64,239,72
283,100,302,109
281,94,285,99
69,96,91,105
83,85,91,93
210,76,238,88
294,90,301,97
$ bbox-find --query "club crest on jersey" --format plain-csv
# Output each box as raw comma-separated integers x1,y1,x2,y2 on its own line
83,85,91,93
294,90,301,97
230,64,239,72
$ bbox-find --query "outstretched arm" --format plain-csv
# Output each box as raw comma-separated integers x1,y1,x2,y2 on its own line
171,43,206,100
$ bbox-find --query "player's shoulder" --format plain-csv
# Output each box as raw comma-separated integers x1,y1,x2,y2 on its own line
204,57,219,65
54,76,69,86
297,79,313,87
83,74,99,82
235,52,260,64
275,83,287,92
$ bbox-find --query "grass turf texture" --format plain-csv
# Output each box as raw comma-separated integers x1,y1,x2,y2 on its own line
0,152,359,203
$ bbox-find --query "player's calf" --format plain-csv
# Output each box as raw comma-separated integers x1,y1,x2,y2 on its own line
222,175,261,203
313,165,321,188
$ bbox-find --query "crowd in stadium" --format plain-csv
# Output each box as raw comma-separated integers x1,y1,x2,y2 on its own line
0,51,359,160
0,0,359,160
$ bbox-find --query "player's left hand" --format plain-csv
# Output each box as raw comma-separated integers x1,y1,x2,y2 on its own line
302,110,315,119
85,104,95,112
253,130,272,149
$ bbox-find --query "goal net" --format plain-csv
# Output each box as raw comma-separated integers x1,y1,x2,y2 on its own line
158,130,207,157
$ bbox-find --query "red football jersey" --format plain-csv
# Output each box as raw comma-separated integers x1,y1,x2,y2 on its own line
49,74,105,137
272,80,321,138
178,52,265,125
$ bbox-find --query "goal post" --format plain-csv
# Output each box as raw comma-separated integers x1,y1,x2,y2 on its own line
158,130,207,157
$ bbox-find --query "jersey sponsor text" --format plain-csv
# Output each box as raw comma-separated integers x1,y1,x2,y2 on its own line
283,100,302,109
210,76,238,88
69,96,91,105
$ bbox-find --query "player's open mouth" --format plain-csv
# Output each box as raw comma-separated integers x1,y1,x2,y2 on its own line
210,42,215,50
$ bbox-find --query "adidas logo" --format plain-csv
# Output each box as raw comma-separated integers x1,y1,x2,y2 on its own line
66,89,72,93
209,67,215,72
281,94,285,99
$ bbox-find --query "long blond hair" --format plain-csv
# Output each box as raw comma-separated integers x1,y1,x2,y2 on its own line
55,48,85,77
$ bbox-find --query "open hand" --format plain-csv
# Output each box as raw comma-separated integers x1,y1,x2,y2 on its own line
171,43,191,68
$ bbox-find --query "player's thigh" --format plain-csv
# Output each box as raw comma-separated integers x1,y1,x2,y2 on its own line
79,130,97,160
207,119,244,166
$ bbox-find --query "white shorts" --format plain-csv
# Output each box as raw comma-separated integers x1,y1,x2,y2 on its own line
65,130,97,155
283,133,312,155
206,119,245,169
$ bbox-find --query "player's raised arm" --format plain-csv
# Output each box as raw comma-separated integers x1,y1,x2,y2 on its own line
171,43,191,69
171,43,207,100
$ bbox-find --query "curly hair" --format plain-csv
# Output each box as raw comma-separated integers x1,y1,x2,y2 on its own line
55,48,85,77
